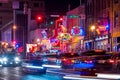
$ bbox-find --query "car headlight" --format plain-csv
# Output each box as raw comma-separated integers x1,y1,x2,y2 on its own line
14,57,20,61
3,57,7,61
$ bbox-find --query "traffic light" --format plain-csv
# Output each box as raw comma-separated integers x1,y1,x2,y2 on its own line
59,17,63,21
50,21,54,25
37,16,42,21
36,15,42,27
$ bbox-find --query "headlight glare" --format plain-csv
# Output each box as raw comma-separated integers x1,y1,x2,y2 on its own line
15,57,20,61
3,58,7,61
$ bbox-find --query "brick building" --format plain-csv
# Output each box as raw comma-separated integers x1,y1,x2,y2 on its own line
84,0,115,51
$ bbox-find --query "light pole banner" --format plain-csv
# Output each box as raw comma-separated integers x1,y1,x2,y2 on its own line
12,1,19,9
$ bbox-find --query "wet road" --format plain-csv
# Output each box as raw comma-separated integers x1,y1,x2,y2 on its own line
0,67,64,80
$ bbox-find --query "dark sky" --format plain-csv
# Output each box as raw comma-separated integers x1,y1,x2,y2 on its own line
45,0,80,15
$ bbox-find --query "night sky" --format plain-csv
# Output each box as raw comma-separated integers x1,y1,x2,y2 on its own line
45,0,80,15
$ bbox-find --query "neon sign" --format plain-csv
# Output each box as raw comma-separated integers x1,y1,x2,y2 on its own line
71,26,84,36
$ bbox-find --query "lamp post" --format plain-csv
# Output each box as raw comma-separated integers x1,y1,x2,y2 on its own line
90,25,96,49
107,17,110,52
12,1,19,42
13,25,16,41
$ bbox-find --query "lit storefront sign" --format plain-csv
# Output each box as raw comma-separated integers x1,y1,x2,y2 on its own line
58,33,71,41
50,38,60,48
71,26,84,36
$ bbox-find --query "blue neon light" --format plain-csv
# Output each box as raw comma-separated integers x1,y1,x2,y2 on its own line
71,27,84,36
73,63,94,68
106,25,109,30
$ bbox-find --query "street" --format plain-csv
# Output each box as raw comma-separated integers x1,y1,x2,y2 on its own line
0,67,64,80
0,66,118,80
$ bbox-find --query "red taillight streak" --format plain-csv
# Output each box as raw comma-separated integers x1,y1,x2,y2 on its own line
109,60,115,63
62,58,73,64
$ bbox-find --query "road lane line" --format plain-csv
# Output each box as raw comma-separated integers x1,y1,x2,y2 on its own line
96,73,120,79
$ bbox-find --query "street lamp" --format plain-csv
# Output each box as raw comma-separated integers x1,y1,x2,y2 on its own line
90,25,96,49
13,25,17,41
91,25,95,31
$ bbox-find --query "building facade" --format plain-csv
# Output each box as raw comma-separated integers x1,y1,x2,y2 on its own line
0,0,45,42
84,0,114,52
66,3,85,53
112,0,120,52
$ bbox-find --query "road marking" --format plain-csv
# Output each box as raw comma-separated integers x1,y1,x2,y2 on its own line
63,75,108,80
46,69,73,75
96,73,120,79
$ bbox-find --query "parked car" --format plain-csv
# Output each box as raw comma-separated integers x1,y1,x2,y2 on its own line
21,59,46,74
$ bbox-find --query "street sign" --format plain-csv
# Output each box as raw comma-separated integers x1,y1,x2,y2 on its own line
67,15,79,18
50,15,60,17
12,1,19,9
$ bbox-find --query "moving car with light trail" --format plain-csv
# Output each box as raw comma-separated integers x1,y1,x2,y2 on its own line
73,50,112,70
21,59,46,74
42,53,80,69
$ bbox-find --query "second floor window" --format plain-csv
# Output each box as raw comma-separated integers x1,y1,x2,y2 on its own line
0,3,2,6
114,11,119,28
34,3,39,7
114,0,118,3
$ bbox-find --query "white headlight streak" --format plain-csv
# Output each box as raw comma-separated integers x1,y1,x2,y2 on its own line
25,65,44,69
42,64,61,68
63,75,106,80
97,73,120,79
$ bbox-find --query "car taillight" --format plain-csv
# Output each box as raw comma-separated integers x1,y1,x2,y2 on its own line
62,58,67,61
109,59,115,63
62,58,74,64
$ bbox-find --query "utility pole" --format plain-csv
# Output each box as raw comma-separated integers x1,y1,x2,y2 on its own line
12,1,19,42
107,13,110,52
